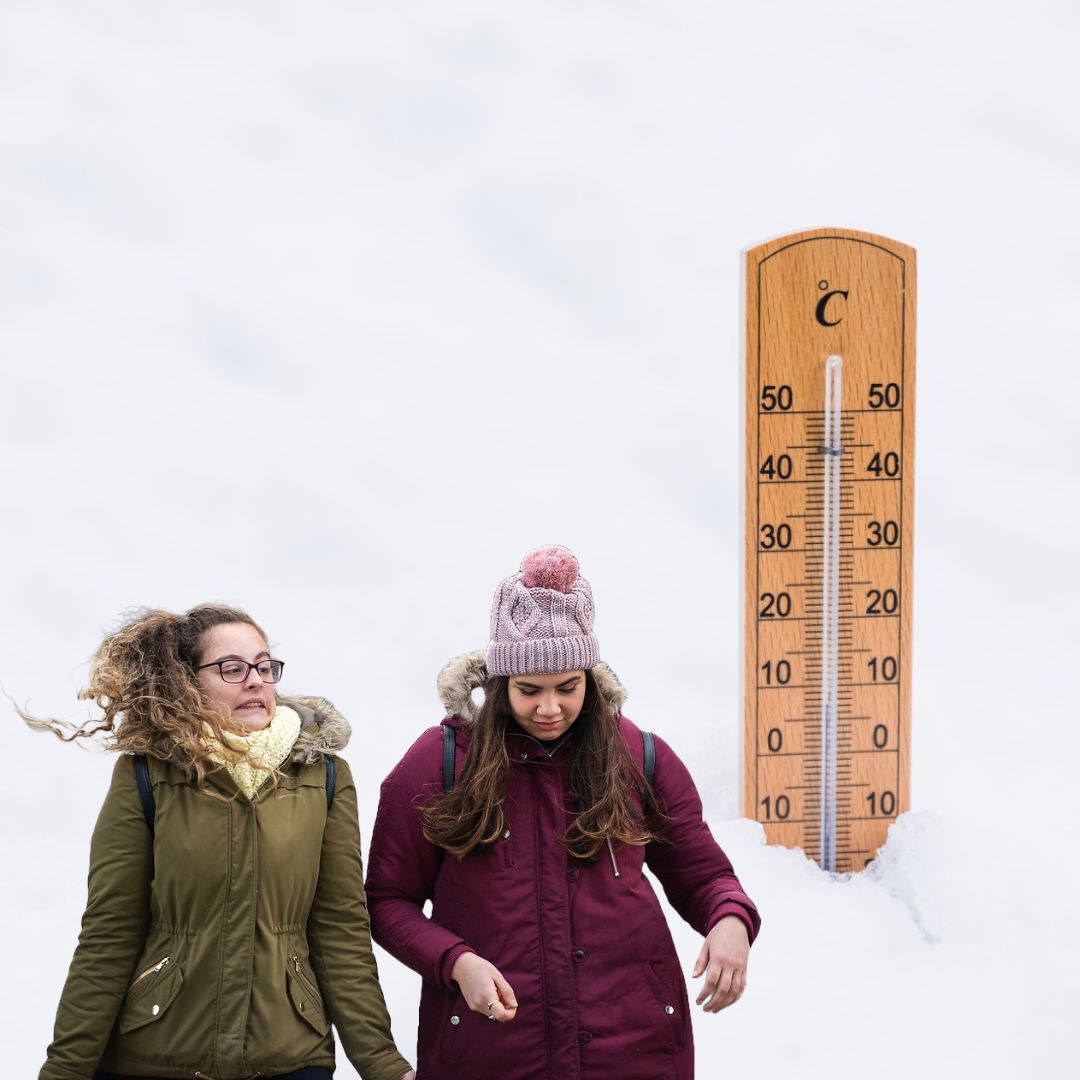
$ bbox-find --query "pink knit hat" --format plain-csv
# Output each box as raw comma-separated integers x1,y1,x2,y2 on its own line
486,545,598,676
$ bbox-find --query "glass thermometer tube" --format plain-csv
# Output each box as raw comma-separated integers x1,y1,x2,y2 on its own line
820,354,843,872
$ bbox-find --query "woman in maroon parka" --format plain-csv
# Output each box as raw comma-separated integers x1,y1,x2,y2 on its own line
366,546,760,1080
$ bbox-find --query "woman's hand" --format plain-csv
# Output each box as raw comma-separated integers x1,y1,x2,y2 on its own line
692,915,749,1012
451,952,519,1022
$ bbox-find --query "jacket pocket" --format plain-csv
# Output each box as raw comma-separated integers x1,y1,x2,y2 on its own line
287,954,331,1036
499,826,515,869
430,990,468,1069
117,956,184,1034
643,957,688,1053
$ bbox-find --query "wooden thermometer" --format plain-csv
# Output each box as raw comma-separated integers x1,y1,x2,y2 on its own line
742,228,916,872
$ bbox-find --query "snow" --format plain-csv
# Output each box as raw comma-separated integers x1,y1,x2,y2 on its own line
2,0,1078,1075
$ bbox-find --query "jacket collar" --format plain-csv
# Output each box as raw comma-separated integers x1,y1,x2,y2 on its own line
505,719,581,763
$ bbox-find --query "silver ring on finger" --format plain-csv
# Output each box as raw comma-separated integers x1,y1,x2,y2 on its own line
486,1000,498,1012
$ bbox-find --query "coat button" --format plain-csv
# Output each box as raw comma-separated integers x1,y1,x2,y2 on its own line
503,829,511,840
151,1004,160,1016
519,752,528,761
450,1015,460,1026
566,868,580,882
665,1005,675,1015
565,789,579,801
571,949,586,963
298,1002,304,1012
577,1030,593,1044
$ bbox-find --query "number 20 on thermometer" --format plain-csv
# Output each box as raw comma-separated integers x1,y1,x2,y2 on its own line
742,228,916,872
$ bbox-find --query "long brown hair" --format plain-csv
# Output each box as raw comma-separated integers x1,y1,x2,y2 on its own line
422,669,663,859
20,604,270,788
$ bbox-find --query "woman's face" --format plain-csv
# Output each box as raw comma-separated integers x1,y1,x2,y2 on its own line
507,670,587,742
196,622,277,731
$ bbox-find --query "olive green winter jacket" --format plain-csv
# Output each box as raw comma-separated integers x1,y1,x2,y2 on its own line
39,698,412,1080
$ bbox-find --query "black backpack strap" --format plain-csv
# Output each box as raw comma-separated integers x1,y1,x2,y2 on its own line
325,756,337,812
443,724,456,792
641,730,655,787
133,755,155,837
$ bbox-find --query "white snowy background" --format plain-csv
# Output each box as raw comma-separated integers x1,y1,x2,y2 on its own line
2,1,1077,1076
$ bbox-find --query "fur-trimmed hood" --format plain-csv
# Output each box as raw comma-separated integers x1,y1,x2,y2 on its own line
280,695,351,762
436,650,628,723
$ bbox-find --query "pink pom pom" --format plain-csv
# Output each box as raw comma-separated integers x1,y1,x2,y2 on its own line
520,545,579,592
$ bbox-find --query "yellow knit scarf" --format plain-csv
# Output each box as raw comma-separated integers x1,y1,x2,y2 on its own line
205,704,302,799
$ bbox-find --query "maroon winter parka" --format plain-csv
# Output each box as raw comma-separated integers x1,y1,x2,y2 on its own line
365,654,760,1080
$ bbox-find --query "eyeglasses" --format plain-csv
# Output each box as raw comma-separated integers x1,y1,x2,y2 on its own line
196,658,285,684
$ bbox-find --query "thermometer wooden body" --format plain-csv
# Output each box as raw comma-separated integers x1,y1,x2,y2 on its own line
742,228,916,872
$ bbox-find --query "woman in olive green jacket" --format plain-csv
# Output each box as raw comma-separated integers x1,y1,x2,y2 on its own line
27,604,414,1080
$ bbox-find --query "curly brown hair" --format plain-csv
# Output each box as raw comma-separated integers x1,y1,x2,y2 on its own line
422,670,664,860
21,604,272,788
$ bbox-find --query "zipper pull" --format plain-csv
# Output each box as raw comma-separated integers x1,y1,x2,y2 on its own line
293,954,302,974
607,837,621,879
129,954,172,989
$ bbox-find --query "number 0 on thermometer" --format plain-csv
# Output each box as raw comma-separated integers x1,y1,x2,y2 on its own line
742,228,916,872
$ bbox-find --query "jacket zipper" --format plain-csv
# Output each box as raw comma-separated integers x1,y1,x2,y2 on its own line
607,838,621,878
129,954,170,989
291,953,320,998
